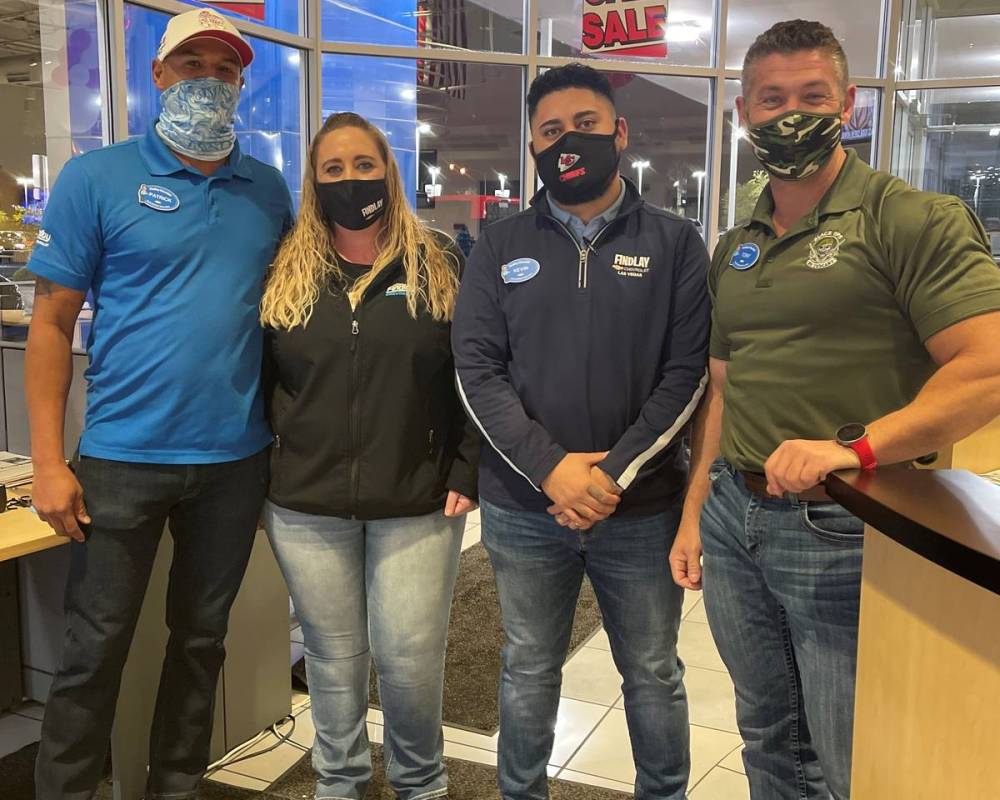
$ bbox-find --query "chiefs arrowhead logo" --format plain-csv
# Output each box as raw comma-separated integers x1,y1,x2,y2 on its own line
558,153,581,173
199,10,226,27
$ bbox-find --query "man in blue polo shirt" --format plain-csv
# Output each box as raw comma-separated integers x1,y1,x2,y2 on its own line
25,9,293,799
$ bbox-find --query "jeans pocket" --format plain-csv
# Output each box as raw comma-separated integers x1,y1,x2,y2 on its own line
707,458,729,483
799,502,865,544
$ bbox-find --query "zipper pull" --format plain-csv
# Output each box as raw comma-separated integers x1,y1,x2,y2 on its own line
274,434,281,449
350,318,359,352
352,320,359,335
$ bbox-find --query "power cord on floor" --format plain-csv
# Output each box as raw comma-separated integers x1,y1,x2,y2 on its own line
208,714,300,772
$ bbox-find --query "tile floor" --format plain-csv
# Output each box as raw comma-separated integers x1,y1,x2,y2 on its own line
1,510,749,798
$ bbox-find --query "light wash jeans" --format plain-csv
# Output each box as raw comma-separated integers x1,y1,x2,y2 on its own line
701,459,864,800
264,501,465,800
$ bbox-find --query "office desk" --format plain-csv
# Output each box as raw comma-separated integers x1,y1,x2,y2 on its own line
0,489,63,710
0,503,64,561
827,469,1000,800
0,492,291,800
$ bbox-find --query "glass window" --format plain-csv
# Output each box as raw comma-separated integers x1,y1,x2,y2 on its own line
718,80,757,236
175,0,302,37
0,0,106,338
321,54,523,242
899,1,1000,80
536,0,714,67
605,74,711,229
124,4,306,203
725,1,884,76
321,0,523,54
891,87,1000,252
718,80,880,233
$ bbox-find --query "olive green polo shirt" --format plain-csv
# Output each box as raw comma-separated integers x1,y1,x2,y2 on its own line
710,149,1000,472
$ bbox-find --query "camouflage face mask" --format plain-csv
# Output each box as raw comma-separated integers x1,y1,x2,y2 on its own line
747,110,843,181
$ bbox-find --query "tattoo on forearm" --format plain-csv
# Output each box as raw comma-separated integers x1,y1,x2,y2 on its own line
32,274,55,296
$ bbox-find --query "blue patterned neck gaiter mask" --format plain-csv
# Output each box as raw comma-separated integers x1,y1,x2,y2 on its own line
156,77,240,161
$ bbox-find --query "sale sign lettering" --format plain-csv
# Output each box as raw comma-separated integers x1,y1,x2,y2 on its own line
582,0,668,58
208,1,265,22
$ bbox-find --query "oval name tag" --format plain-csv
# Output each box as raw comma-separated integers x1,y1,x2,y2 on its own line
138,183,181,212
501,257,540,284
729,243,760,271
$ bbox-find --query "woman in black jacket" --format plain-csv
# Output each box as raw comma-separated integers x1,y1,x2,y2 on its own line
260,112,478,800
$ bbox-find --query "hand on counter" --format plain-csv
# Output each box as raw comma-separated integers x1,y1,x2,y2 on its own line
33,462,90,542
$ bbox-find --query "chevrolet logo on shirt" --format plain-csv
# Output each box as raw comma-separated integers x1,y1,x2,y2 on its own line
612,253,652,278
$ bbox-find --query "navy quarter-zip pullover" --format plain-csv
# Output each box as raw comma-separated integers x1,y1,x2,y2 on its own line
452,177,710,517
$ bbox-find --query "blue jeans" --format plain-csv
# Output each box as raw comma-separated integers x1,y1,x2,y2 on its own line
481,500,689,800
34,450,269,800
700,459,864,800
263,502,464,800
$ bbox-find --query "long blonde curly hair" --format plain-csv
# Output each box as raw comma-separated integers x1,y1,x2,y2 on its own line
261,112,459,329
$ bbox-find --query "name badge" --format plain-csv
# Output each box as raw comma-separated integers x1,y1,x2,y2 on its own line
501,258,540,284
729,243,760,271
138,183,181,212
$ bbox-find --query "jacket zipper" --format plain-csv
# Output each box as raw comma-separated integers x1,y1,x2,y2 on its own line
549,217,617,290
349,315,361,518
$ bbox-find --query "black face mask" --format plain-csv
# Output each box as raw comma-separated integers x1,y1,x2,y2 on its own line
316,179,388,230
534,126,622,206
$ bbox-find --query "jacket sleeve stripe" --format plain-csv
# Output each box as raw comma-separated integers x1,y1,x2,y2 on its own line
454,371,542,492
615,369,709,490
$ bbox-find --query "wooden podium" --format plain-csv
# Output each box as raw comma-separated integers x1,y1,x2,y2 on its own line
827,469,1000,800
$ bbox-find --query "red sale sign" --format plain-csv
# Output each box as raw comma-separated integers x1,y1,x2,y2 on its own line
208,1,265,21
582,0,668,58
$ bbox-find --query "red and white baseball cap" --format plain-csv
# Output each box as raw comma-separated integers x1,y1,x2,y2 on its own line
156,8,254,68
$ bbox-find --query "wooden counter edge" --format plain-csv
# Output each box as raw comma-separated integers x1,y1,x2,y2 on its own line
826,468,1000,597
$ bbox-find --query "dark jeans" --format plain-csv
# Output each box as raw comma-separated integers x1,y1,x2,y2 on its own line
34,449,269,800
700,459,864,800
481,500,689,800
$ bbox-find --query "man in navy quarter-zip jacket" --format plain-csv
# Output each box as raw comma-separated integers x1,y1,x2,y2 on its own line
452,64,710,800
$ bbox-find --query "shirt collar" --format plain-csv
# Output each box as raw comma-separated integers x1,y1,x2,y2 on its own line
138,124,253,181
548,177,627,233
749,149,869,233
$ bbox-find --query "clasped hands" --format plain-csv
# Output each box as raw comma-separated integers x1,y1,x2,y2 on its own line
541,452,622,530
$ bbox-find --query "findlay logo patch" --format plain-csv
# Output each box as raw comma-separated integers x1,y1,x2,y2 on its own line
612,253,652,278
362,197,384,220
806,230,845,270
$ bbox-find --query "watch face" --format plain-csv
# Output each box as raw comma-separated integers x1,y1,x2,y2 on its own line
838,423,866,444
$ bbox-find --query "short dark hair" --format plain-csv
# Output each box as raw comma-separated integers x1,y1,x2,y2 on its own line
527,63,615,123
743,20,849,95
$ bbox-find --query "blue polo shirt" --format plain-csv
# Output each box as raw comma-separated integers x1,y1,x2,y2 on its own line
28,127,294,464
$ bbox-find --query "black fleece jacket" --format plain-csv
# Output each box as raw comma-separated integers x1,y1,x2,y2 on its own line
265,236,479,519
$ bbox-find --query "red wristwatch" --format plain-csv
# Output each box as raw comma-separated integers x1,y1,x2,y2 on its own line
836,423,878,471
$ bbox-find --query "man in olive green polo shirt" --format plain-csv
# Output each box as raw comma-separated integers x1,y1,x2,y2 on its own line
668,19,1000,800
